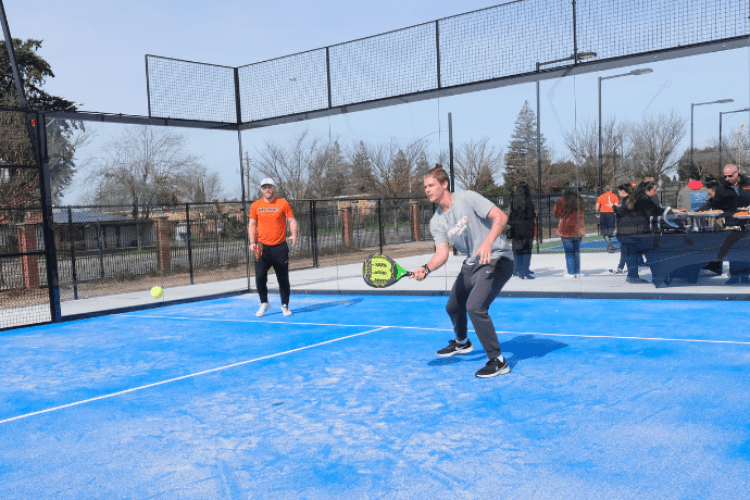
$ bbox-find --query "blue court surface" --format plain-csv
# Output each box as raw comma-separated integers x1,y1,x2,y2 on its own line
2,294,750,499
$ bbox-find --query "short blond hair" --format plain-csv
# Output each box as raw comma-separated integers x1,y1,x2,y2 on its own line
424,164,450,187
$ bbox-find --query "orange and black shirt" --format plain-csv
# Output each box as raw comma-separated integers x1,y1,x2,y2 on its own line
249,198,294,246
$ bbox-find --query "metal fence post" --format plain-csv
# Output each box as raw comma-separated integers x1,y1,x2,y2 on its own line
214,211,221,265
186,203,194,285
67,207,78,300
96,223,105,279
377,199,385,254
309,200,319,268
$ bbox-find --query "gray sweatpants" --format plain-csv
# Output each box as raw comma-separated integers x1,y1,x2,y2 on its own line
446,257,513,360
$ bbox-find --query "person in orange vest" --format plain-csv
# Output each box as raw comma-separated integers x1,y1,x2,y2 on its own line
248,178,298,317
595,186,619,253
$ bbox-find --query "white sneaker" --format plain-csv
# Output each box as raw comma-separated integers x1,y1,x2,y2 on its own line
564,274,577,279
281,305,292,317
255,302,271,317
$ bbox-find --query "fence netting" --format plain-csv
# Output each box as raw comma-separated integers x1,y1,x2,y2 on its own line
147,0,749,123
0,198,438,327
0,108,53,330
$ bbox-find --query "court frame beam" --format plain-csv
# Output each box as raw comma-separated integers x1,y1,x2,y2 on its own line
238,36,749,131
41,36,747,134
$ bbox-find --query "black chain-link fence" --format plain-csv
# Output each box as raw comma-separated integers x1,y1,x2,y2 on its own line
0,197,440,329
0,107,55,330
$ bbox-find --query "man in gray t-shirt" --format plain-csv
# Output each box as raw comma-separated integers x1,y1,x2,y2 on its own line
412,165,514,378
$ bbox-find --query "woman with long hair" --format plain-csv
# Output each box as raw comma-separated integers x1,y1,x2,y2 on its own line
617,180,660,283
610,183,633,274
553,187,586,278
508,182,537,279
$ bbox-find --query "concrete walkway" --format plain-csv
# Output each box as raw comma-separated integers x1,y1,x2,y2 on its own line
58,246,750,320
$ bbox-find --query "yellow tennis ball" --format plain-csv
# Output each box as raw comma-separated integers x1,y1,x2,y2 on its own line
150,286,163,299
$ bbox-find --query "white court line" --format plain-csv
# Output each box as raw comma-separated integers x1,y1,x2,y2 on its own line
130,314,750,346
494,331,750,346
0,326,389,426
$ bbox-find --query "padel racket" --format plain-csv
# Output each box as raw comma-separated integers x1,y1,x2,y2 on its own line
362,253,413,288
253,242,263,260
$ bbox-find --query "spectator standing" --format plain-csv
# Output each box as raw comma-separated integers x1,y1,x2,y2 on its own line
642,174,662,208
617,181,661,284
677,169,709,212
610,183,633,274
553,188,586,278
508,182,537,279
595,186,619,253
714,165,749,284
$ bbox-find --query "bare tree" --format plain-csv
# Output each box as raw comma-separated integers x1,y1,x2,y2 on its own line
174,164,223,203
629,110,685,181
367,138,430,198
561,117,628,189
252,129,321,200
454,137,504,191
705,126,750,177
85,126,211,207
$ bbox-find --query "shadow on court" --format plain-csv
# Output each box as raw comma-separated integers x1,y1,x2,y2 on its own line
427,334,568,368
290,298,363,314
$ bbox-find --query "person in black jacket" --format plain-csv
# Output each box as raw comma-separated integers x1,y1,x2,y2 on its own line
697,177,737,213
617,181,660,284
507,183,537,279
722,164,750,208
703,169,748,284
610,183,633,274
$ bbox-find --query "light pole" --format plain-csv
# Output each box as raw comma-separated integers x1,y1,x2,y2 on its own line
691,99,733,170
598,68,652,194
535,51,596,252
719,108,749,176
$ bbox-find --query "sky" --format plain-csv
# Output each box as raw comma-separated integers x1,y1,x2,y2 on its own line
5,0,750,203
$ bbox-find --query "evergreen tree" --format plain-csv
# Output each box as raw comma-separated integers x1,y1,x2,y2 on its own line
349,140,376,195
1,39,84,206
503,101,549,192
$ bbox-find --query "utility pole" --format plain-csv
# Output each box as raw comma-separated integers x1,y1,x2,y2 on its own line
245,153,252,198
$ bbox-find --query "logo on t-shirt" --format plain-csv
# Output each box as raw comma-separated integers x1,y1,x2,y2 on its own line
258,208,279,213
447,216,469,239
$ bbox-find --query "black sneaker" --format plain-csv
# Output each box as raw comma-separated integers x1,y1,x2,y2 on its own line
475,357,511,378
437,339,473,357
626,277,649,284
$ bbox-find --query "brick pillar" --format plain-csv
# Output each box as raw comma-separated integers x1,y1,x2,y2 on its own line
154,216,171,271
411,202,421,241
18,224,40,289
340,206,354,248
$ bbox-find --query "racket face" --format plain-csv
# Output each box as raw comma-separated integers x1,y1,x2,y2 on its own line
362,254,410,288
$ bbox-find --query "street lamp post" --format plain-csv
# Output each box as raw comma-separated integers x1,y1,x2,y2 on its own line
691,99,734,170
598,68,653,194
719,108,750,176
535,51,596,253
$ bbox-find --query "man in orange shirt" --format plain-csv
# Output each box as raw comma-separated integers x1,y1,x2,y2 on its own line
249,178,298,317
595,186,619,253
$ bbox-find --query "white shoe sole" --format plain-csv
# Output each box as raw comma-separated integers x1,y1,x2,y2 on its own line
476,364,511,378
436,344,474,357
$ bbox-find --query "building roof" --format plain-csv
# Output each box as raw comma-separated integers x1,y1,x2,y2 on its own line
52,211,134,224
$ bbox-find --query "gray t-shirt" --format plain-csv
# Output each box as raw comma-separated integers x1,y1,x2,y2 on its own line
429,190,513,264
